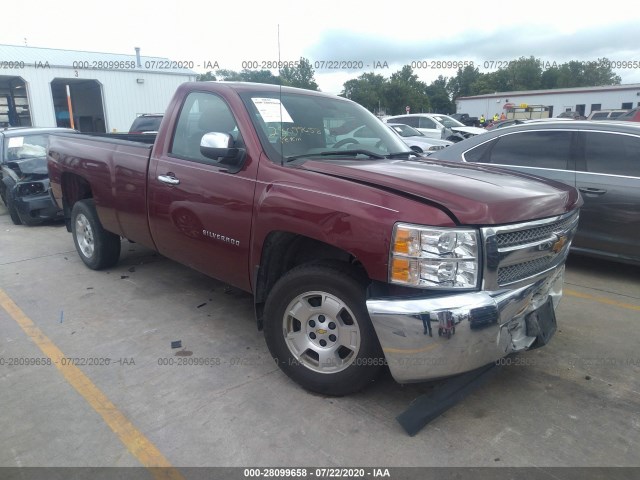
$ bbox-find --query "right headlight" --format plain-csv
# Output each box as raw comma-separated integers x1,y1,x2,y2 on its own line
389,223,480,289
16,181,45,196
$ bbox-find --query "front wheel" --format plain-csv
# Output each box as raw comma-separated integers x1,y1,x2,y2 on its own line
263,262,385,396
71,199,121,270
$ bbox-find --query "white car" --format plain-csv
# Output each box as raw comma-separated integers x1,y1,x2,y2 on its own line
384,113,486,142
386,123,452,152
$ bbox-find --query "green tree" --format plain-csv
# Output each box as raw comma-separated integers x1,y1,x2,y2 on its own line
341,72,388,113
425,76,454,113
215,69,280,85
280,57,319,90
387,66,430,114
581,58,621,86
447,65,483,100
502,56,543,90
196,71,216,81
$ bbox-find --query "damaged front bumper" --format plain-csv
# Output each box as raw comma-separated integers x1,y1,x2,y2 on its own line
366,265,564,383
13,181,62,223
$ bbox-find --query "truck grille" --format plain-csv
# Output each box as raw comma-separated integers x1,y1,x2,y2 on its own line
497,257,556,285
482,211,580,289
496,214,579,248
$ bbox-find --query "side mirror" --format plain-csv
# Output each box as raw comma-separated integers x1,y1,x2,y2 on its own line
200,132,245,173
200,132,237,159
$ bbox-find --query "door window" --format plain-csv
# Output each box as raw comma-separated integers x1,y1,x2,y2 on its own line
464,139,497,163
583,132,640,177
488,131,572,169
393,116,418,127
170,92,240,162
418,117,437,129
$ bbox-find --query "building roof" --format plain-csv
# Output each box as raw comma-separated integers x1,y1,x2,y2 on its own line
0,44,196,76
458,83,640,100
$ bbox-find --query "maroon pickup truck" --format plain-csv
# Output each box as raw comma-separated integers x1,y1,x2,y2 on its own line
48,81,581,396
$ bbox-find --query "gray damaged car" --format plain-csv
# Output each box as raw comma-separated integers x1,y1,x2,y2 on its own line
0,127,75,225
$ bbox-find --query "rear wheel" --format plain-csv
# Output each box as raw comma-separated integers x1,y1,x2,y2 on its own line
264,262,384,396
71,199,121,270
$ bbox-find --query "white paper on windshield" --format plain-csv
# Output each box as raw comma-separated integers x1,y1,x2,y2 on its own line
252,98,293,123
7,137,24,148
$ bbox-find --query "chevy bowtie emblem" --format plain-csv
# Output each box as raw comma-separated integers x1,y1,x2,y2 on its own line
316,328,327,335
552,235,567,253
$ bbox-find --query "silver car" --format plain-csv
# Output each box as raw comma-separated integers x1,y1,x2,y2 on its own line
386,123,452,152
384,113,486,142
430,120,640,266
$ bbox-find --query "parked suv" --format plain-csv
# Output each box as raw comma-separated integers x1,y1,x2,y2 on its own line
384,113,486,142
586,109,629,120
615,107,640,122
430,120,640,265
129,114,163,134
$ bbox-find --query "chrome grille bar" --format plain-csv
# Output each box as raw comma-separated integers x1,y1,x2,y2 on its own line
482,211,580,290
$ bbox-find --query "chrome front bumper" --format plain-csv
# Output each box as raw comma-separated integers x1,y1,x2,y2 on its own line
366,265,565,383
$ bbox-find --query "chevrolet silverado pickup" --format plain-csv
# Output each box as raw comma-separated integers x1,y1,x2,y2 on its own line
48,82,581,396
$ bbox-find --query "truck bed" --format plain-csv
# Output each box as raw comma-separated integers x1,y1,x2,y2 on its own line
48,132,156,249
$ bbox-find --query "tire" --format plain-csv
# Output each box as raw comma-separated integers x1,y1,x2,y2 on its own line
71,199,121,270
5,192,22,225
263,262,385,396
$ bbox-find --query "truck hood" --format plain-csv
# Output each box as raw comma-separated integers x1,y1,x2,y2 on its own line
300,158,581,225
450,126,486,135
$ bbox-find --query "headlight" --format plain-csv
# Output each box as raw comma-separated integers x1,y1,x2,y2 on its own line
390,223,480,289
16,182,45,196
427,145,444,151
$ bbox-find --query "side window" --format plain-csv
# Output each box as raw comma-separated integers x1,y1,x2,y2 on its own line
488,131,572,169
590,112,608,120
418,117,437,129
170,92,240,162
394,116,418,127
583,132,640,177
464,139,496,163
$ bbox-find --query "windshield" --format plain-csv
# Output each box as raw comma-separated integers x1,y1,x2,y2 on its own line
388,123,423,137
432,115,465,128
239,91,411,162
3,134,48,161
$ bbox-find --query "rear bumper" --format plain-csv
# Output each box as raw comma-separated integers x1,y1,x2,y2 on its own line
366,265,564,383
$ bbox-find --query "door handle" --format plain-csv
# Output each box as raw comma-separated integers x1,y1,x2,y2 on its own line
579,187,606,195
157,174,180,185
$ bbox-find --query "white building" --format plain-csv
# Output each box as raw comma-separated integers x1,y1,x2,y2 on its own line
0,44,197,132
456,84,640,119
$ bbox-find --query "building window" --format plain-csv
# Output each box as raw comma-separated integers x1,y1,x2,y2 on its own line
622,102,633,109
590,104,601,113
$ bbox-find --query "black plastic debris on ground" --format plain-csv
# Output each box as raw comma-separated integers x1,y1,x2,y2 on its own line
396,363,499,436
171,340,182,349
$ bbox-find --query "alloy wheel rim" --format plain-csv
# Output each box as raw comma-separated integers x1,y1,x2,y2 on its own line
282,290,361,374
75,213,95,258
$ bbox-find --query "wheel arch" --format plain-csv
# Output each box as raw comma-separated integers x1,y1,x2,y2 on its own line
60,172,93,231
253,231,369,329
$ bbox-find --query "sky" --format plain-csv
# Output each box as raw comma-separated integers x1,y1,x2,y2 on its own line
3,0,640,94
